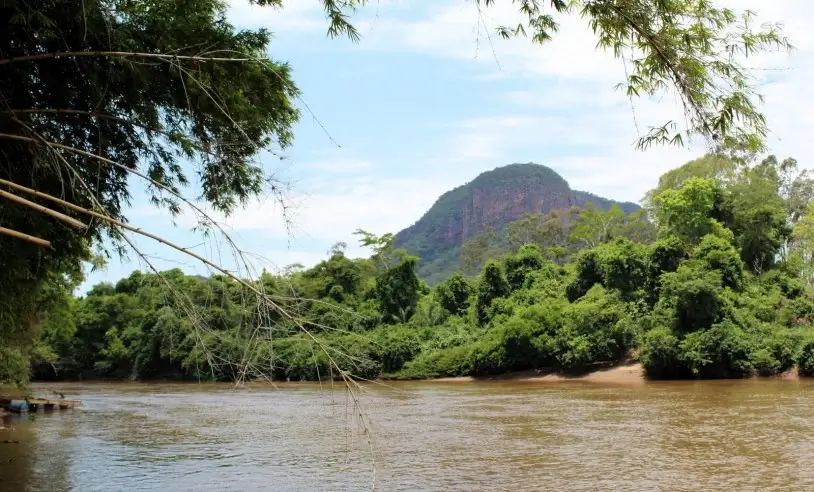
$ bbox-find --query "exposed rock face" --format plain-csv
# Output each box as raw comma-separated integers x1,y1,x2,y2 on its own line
394,163,639,283
460,184,575,243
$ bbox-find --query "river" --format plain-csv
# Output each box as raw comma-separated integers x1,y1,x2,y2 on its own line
2,379,814,491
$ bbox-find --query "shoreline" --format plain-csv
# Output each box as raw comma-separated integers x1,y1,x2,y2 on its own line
428,361,648,385
18,364,807,387
424,362,804,385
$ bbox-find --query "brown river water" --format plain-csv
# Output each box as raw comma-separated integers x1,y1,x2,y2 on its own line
2,379,814,491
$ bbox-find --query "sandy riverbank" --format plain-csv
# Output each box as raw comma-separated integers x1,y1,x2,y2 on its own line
427,362,805,384
430,361,648,385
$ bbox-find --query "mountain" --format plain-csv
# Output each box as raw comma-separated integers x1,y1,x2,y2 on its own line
394,163,640,283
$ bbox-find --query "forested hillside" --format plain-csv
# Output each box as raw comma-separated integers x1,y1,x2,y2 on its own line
393,163,639,284
25,154,814,385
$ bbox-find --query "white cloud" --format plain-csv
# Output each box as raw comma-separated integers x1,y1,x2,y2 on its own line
253,248,342,272
226,1,324,31
349,0,814,193
201,174,457,244
187,0,814,273
303,158,372,174
232,0,814,195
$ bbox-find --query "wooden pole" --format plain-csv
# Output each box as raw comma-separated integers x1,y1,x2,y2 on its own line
0,225,52,248
0,189,87,229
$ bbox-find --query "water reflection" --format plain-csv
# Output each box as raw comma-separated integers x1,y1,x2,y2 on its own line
1,380,814,491
1,412,76,492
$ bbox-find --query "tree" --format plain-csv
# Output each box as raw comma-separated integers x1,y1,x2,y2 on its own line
353,229,396,269
647,154,803,272
756,156,814,259
475,260,510,325
0,0,301,383
692,234,744,291
642,154,739,210
792,202,814,284
614,209,657,244
459,227,501,275
504,244,545,291
0,0,794,384
302,253,365,302
505,212,545,252
504,210,575,255
569,203,626,248
596,238,648,301
727,165,789,272
328,242,348,256
653,178,728,246
375,254,421,324
775,157,814,225
436,273,472,317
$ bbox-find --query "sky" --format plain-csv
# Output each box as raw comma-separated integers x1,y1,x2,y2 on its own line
79,0,814,293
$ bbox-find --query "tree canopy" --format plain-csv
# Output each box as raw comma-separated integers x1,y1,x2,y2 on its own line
0,0,299,381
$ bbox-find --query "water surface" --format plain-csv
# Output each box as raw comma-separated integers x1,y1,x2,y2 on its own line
2,380,813,491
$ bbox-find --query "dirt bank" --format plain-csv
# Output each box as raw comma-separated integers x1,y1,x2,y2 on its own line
762,368,800,380
428,363,809,384
431,361,647,385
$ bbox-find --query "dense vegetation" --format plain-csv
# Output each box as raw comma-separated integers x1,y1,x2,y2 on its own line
28,154,814,384
0,0,793,385
0,0,300,384
395,163,640,284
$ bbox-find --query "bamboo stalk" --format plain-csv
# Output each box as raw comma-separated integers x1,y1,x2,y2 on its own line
0,226,52,248
0,51,256,66
0,189,87,229
0,178,240,284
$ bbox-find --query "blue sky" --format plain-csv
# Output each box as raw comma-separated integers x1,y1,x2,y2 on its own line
79,0,814,293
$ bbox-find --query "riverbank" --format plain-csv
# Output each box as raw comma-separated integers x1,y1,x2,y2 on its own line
429,361,647,384
22,361,808,387
427,362,805,384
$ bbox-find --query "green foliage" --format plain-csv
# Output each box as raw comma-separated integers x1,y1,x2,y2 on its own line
23,154,814,384
0,0,302,384
596,239,648,300
375,254,421,324
459,227,502,276
569,203,626,248
797,338,814,377
504,244,545,291
353,229,396,270
659,263,726,334
654,178,723,245
644,236,687,304
436,273,472,316
475,260,510,325
642,154,739,209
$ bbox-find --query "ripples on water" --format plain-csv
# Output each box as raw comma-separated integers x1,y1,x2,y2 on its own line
2,380,814,491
